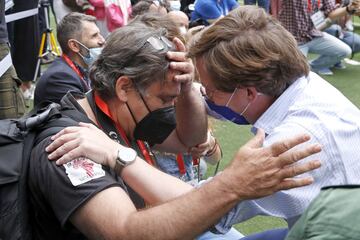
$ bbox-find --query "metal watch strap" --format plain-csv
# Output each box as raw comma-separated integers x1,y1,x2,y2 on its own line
113,148,137,174
346,5,356,15
114,157,125,174
114,148,128,174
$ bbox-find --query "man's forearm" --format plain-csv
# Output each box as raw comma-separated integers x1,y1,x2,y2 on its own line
121,175,239,240
121,157,194,205
328,6,348,20
176,83,208,147
73,172,240,240
68,127,322,240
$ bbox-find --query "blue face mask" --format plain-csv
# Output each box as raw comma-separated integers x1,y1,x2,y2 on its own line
75,40,103,67
84,47,102,66
204,88,251,125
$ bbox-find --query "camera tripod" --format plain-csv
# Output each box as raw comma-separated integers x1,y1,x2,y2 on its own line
33,0,60,82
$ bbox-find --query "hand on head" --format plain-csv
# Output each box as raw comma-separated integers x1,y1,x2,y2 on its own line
166,37,194,92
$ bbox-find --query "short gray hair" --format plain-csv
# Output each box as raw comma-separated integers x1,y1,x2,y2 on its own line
90,23,174,101
57,12,96,54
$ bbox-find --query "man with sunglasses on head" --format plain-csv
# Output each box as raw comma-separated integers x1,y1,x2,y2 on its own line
33,22,322,239
34,12,105,105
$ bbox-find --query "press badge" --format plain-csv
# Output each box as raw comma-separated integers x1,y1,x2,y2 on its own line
311,11,326,30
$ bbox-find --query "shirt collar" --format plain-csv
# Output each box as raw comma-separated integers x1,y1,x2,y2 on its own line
253,75,309,135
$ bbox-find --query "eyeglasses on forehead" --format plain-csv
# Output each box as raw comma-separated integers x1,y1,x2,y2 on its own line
145,36,175,51
152,0,165,6
118,35,174,70
152,0,160,6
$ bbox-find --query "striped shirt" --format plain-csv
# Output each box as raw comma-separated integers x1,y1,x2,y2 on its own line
278,0,337,44
216,72,360,232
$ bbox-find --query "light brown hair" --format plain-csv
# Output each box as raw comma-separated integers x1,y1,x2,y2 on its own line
188,6,309,97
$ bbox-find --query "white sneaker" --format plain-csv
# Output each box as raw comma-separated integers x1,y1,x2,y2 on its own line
22,84,36,100
344,58,360,65
345,20,354,32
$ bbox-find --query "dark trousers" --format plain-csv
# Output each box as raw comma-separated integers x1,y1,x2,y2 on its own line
0,43,25,119
7,0,40,82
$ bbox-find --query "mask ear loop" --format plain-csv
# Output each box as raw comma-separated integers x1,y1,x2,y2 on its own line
125,102,138,125
125,92,157,166
241,91,264,115
240,87,256,116
138,93,152,113
225,88,238,107
240,101,251,116
225,87,251,116
126,81,153,124
72,39,90,58
131,79,153,113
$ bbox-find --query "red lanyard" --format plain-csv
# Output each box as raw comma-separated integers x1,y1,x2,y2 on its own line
62,54,90,90
307,0,321,12
176,154,200,176
176,154,186,175
94,93,155,165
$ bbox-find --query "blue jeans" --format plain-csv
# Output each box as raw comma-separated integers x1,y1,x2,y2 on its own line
154,152,195,182
324,24,360,54
298,32,352,70
244,0,270,12
197,227,244,240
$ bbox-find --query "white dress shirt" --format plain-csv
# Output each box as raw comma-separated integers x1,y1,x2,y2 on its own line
217,72,360,231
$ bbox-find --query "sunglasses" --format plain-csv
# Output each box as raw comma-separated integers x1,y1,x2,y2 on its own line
119,35,175,70
145,36,175,51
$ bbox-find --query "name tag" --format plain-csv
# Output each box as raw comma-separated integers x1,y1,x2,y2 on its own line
311,11,326,29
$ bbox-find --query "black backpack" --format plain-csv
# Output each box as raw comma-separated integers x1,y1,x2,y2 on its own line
0,103,81,240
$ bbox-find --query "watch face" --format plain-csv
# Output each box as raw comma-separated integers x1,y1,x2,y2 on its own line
119,148,137,163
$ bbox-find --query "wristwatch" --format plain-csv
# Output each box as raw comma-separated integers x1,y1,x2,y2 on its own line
114,147,137,174
346,5,356,15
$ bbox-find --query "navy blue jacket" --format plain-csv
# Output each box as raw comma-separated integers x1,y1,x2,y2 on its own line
34,57,90,105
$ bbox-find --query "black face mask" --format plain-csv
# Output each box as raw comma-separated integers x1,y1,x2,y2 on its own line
127,94,176,146
133,106,176,145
